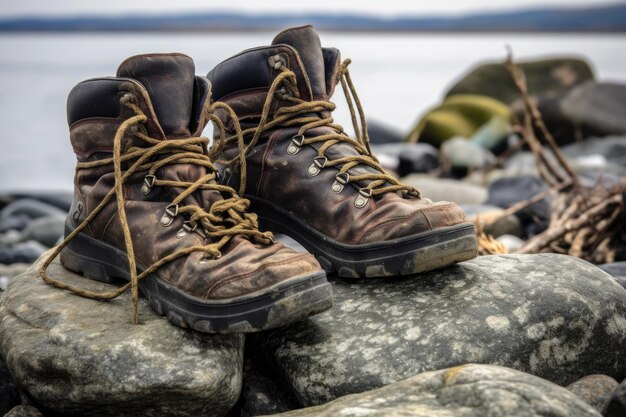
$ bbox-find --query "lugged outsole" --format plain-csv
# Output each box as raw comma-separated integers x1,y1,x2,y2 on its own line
247,195,479,278
59,225,333,333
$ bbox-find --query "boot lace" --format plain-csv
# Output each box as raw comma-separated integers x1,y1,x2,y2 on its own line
210,58,420,206
39,95,272,324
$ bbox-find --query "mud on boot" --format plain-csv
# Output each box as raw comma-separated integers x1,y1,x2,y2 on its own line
39,53,332,333
207,26,478,277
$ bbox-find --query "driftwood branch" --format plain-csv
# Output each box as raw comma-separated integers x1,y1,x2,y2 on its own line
485,51,626,264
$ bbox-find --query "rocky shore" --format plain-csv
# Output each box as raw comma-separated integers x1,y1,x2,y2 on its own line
1,55,626,417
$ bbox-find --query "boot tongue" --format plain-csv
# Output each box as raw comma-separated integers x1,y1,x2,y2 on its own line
117,53,195,137
272,25,326,99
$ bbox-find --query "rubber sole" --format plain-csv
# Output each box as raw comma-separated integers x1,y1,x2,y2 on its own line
59,226,333,333
247,195,479,278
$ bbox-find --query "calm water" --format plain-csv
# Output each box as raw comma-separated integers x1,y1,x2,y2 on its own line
1,32,625,192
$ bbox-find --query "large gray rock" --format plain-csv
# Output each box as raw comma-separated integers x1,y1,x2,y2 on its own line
252,254,626,407
561,82,626,136
0,253,244,417
265,364,601,417
445,57,594,105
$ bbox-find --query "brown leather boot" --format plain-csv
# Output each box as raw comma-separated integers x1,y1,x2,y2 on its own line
207,26,478,278
39,53,332,333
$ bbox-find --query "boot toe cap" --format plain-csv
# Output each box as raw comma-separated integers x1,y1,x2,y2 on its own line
363,201,470,243
203,248,323,300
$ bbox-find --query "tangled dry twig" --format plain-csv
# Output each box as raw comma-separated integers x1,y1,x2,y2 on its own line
475,218,508,255
480,51,626,263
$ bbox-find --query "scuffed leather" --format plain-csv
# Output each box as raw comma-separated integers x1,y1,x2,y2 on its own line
273,25,326,99
67,54,321,301
210,28,469,245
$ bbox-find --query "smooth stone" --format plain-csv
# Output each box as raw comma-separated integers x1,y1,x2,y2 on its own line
1,357,21,416
470,116,514,153
0,198,66,221
8,192,73,213
372,143,439,176
0,230,21,247
497,234,526,252
487,175,550,222
566,374,619,414
3,406,43,417
366,119,404,144
0,263,30,290
252,254,626,407
0,253,244,417
445,57,594,105
0,263,30,279
400,174,488,205
0,215,30,233
606,378,626,417
562,136,626,179
266,364,601,417
18,216,65,247
406,95,510,147
491,138,626,188
441,137,496,170
461,204,522,238
0,241,47,264
561,82,626,136
238,358,298,417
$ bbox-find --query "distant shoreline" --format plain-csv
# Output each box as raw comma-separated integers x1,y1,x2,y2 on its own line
1,3,626,33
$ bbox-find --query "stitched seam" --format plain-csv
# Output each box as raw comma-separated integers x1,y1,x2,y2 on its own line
101,211,121,241
257,130,281,196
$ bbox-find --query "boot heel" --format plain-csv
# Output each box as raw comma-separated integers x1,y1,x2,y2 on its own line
60,249,117,283
60,225,130,284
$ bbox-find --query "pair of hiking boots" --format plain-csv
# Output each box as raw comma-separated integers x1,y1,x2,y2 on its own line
40,26,478,333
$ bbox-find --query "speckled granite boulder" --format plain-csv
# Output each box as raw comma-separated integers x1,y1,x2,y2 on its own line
0,253,244,417
251,254,626,407
264,364,601,417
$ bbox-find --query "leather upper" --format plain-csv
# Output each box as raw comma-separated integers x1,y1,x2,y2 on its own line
209,26,470,245
67,53,321,300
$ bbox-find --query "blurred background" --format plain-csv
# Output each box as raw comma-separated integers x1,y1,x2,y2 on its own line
0,0,625,193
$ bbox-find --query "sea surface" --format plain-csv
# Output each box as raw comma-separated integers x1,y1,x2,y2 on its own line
1,32,625,192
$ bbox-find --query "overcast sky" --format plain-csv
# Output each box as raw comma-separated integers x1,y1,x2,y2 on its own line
1,0,621,18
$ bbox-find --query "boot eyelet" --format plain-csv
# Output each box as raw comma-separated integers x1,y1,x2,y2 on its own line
354,188,372,208
332,172,350,193
160,203,179,227
141,174,156,195
176,221,196,239
307,156,328,177
287,135,305,155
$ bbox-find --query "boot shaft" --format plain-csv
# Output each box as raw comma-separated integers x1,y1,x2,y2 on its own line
207,25,343,124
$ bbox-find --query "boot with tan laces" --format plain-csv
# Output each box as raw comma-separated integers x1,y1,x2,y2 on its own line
207,26,478,278
39,53,332,333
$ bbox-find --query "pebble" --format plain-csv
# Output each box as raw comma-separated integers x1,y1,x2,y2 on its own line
0,241,47,264
566,374,619,414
